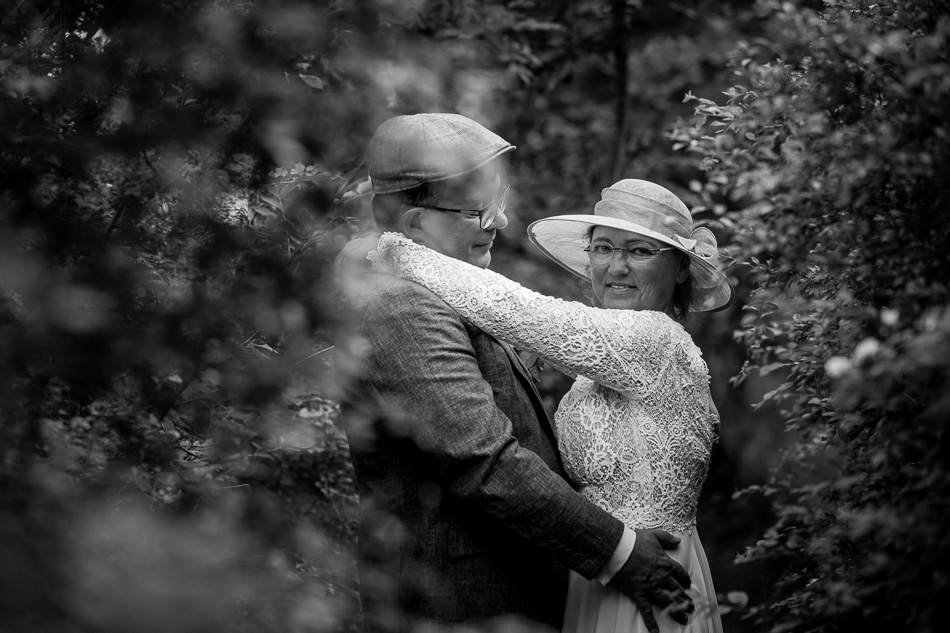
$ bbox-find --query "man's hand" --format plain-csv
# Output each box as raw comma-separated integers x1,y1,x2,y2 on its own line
608,529,694,633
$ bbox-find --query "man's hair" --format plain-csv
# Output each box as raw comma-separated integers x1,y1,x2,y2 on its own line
372,183,445,231
372,165,498,231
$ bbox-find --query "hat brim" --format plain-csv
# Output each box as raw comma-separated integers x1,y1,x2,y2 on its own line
371,145,516,194
527,215,734,313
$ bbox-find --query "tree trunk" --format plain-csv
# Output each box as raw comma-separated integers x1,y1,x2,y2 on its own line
610,0,630,182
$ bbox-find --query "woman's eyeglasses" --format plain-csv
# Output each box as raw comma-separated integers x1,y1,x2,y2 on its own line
584,243,675,264
425,185,511,230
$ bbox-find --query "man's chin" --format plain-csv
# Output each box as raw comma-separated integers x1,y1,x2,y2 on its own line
469,250,492,269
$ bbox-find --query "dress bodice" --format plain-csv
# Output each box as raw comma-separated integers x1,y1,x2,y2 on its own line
370,233,719,533
556,375,714,533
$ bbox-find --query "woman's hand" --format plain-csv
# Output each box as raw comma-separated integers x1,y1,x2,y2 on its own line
333,233,382,295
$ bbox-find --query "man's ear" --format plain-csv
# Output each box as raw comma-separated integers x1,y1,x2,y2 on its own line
400,207,428,243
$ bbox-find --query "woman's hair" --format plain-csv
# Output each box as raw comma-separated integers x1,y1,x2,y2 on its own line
671,261,693,322
584,226,693,322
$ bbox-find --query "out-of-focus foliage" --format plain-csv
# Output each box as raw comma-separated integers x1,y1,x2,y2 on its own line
0,0,387,630
671,1,950,631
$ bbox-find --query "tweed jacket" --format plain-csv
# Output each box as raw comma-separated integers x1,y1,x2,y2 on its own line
338,273,625,633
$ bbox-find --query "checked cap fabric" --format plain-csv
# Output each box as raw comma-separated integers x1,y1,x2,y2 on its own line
367,113,514,194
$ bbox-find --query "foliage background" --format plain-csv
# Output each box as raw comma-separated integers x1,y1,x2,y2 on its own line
1,1,946,632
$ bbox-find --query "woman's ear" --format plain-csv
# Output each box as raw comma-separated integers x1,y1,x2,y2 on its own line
676,253,690,284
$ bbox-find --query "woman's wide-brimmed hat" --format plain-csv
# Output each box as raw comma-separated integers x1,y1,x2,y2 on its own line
527,179,734,313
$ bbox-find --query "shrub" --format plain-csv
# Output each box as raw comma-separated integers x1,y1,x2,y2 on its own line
670,1,950,631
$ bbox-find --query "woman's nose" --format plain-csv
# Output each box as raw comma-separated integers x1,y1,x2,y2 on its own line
607,250,630,273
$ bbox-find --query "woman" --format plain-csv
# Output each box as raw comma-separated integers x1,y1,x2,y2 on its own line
368,179,733,633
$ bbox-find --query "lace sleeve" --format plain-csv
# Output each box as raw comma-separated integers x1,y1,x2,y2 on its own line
370,232,706,396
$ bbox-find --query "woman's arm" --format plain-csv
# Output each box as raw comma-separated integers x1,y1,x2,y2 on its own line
371,232,700,395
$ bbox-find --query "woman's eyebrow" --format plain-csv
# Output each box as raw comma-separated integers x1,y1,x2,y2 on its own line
591,236,661,247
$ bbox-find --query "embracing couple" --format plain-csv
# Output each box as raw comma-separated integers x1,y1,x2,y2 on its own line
335,113,734,633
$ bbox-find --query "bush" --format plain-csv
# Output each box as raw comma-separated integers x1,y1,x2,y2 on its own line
670,1,950,631
0,1,368,630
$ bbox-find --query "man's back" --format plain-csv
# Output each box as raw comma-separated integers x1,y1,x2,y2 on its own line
339,274,576,631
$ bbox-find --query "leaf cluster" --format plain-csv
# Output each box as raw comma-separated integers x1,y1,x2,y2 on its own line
670,1,950,631
0,1,380,630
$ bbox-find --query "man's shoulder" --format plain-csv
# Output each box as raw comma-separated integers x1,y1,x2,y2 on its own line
341,273,490,345
358,273,449,307
347,273,464,328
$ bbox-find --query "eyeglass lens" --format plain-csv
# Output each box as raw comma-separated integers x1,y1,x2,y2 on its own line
480,185,510,229
586,243,671,263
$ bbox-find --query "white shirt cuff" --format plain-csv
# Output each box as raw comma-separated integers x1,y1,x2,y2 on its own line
595,526,636,585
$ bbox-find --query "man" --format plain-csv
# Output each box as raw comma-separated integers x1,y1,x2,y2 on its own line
336,113,692,633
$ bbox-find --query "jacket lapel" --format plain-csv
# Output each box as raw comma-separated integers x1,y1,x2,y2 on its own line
491,336,561,451
498,338,536,386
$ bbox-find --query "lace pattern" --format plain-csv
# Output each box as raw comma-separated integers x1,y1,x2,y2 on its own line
370,233,718,533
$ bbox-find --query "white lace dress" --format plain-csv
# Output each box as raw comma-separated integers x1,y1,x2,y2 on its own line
370,233,723,633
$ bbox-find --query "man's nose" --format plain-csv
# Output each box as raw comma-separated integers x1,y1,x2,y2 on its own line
484,208,509,230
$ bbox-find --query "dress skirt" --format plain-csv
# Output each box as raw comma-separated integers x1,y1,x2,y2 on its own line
562,528,722,633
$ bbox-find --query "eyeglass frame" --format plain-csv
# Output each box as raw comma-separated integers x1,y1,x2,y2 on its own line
423,184,511,230
584,242,676,264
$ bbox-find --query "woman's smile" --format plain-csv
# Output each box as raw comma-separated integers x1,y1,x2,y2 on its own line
604,281,638,297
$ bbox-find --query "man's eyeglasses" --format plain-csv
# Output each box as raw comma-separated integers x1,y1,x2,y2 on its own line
584,243,676,264
425,184,511,230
